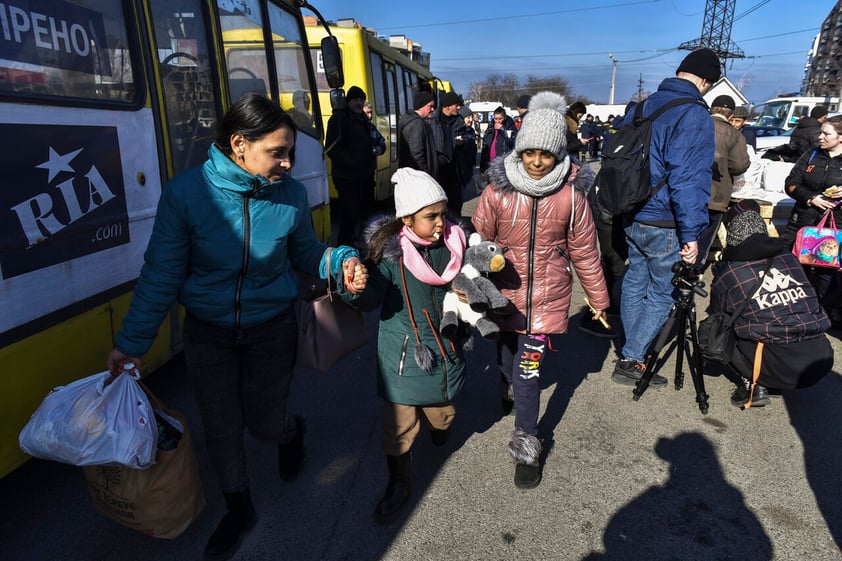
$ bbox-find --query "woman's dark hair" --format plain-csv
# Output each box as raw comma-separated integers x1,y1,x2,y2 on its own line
825,114,842,136
215,93,297,165
367,218,403,264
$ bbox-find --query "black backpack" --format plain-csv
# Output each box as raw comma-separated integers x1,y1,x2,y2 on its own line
594,97,705,215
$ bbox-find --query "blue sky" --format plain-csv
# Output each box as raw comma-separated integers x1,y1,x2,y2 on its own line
307,0,835,106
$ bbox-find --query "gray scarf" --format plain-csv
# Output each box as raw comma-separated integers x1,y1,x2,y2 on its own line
503,150,571,197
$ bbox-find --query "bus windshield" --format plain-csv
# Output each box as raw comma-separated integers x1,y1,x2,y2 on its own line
0,0,139,104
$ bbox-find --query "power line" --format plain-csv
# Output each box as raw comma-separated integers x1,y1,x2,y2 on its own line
371,0,660,31
434,27,817,64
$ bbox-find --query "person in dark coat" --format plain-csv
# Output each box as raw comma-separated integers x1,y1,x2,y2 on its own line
431,91,465,216
789,105,827,156
326,85,379,246
564,100,588,160
454,105,478,200
781,114,842,316
479,106,516,172
398,91,437,177
710,208,833,408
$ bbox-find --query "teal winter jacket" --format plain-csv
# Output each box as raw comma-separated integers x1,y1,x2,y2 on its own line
115,145,357,357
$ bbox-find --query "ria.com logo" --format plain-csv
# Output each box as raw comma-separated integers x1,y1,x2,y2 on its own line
0,124,128,279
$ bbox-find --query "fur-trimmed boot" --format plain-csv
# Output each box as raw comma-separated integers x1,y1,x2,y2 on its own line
374,452,411,523
204,489,257,561
509,429,542,489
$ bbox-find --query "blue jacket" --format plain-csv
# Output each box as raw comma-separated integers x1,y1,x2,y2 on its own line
625,77,714,244
115,145,357,357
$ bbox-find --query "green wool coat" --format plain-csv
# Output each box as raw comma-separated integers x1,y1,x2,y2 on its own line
357,225,466,406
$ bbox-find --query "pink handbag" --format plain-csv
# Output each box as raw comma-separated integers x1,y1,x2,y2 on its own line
793,210,842,269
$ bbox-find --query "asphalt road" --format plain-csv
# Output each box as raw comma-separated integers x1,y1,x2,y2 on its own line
2,184,841,561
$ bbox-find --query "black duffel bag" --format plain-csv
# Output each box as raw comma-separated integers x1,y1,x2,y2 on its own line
697,312,735,364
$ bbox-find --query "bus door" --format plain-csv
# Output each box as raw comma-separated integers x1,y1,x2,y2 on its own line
0,0,177,476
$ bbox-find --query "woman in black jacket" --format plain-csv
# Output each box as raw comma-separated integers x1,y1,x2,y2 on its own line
710,209,833,407
781,114,842,313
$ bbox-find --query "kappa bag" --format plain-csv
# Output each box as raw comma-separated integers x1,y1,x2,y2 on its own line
792,209,842,269
594,97,704,215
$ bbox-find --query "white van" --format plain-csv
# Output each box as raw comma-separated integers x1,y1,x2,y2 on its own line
750,96,839,130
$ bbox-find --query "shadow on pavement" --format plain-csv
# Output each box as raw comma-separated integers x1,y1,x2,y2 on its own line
581,432,773,561
784,370,842,553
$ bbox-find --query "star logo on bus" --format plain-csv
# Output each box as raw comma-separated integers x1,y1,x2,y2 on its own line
36,147,83,182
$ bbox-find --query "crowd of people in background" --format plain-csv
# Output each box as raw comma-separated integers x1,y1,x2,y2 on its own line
103,48,840,558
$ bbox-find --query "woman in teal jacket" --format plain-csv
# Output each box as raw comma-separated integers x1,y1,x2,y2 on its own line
358,168,467,524
106,94,366,560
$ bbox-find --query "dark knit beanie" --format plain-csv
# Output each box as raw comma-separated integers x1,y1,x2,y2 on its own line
724,199,761,225
811,105,828,119
727,210,767,247
413,91,434,110
516,95,531,109
441,92,462,107
568,101,587,115
711,95,735,110
458,105,473,118
346,86,366,101
676,48,721,83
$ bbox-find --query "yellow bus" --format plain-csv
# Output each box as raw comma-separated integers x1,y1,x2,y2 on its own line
0,0,341,479
304,19,450,202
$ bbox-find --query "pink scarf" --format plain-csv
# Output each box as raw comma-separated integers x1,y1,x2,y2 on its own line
400,221,466,285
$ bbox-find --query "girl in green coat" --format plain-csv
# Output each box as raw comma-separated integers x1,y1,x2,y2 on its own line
359,168,468,523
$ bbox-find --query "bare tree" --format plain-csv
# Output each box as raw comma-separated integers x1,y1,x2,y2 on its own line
469,74,580,106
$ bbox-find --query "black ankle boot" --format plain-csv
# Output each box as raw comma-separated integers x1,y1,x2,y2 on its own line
374,452,411,523
205,490,256,561
278,415,306,481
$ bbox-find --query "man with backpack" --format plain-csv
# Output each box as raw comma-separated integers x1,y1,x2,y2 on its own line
604,48,720,387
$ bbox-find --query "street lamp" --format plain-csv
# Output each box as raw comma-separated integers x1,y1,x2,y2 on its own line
609,53,617,105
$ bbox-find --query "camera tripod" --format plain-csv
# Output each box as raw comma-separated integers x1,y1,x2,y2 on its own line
632,273,710,414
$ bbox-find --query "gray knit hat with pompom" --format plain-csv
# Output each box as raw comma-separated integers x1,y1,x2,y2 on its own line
727,210,767,247
514,91,568,159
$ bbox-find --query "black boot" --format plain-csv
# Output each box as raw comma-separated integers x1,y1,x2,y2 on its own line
509,430,543,489
374,452,411,523
205,490,256,561
278,415,306,481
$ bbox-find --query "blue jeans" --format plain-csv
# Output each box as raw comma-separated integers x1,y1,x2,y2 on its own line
620,222,680,362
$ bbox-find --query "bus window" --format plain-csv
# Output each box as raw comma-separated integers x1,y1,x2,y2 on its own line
370,51,386,116
150,0,219,174
219,1,271,100
395,65,407,116
384,64,398,164
267,3,318,136
0,0,138,104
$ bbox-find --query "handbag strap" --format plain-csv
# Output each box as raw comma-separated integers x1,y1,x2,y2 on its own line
743,341,765,409
724,256,774,328
324,247,335,302
816,209,835,230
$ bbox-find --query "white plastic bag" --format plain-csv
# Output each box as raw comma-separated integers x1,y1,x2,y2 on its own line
19,368,158,469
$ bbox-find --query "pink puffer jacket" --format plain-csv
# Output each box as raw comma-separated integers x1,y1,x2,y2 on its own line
472,159,609,334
